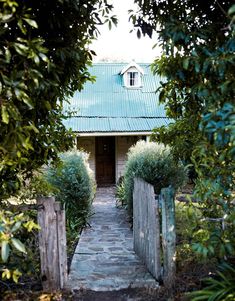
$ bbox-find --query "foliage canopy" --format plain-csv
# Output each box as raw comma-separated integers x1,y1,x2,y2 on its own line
0,0,115,283
130,0,235,258
0,0,116,198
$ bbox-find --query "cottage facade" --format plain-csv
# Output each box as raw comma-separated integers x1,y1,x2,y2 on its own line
64,62,170,185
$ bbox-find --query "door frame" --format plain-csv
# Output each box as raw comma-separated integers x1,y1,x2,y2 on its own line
95,136,116,185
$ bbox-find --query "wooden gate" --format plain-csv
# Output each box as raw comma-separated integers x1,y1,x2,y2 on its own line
133,178,176,288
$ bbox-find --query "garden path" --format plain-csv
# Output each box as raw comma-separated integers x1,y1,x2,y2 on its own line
66,186,158,291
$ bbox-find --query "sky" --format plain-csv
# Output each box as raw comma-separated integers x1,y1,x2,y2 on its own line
91,0,161,63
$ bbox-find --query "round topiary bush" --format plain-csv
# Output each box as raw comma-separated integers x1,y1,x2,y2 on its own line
46,150,96,230
123,140,187,216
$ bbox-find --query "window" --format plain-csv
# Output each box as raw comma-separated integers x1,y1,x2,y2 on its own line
128,72,138,86
128,71,139,87
121,62,144,88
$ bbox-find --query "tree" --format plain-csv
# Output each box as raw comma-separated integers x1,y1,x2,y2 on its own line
0,0,116,198
130,1,235,258
0,0,116,282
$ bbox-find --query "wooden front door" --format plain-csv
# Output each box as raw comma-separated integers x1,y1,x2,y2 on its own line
95,137,115,185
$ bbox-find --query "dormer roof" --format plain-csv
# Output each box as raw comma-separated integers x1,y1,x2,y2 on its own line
120,61,144,75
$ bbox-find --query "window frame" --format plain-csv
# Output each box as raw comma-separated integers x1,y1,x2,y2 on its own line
121,63,144,89
128,71,139,87
124,70,141,88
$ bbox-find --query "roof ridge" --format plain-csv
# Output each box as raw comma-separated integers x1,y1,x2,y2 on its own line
66,116,169,119
91,62,152,65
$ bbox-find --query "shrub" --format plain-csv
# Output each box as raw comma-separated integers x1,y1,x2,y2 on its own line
175,201,204,266
115,176,126,207
123,141,187,215
189,263,235,301
16,172,57,202
46,150,96,230
0,210,40,284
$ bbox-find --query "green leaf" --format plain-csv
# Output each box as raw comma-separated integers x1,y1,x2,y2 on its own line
17,19,27,34
208,245,214,255
195,61,200,73
14,42,28,56
23,18,38,28
28,122,39,133
183,57,190,70
33,55,40,65
39,53,49,62
1,14,13,22
159,89,165,103
12,269,22,283
228,5,235,16
1,106,9,124
202,247,208,258
1,241,10,262
21,93,34,109
11,238,27,254
11,221,22,233
5,49,11,63
2,269,11,280
45,101,52,110
23,220,40,232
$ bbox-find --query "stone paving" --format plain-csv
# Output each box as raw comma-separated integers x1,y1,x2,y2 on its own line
66,186,158,291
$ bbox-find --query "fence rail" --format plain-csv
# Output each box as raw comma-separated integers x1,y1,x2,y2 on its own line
133,177,176,288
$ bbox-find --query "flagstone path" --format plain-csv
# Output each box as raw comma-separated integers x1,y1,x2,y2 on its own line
66,186,158,291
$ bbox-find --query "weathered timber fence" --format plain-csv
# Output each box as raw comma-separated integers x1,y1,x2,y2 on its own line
37,196,67,291
133,177,176,287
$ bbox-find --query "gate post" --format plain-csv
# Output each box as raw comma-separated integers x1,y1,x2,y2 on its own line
37,197,67,291
161,187,176,289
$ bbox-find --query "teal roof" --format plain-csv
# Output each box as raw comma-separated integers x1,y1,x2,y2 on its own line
63,63,170,133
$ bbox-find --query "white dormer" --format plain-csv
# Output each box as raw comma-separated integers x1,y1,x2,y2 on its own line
121,61,144,88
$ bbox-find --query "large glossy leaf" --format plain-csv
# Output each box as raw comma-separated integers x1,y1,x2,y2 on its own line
11,238,27,254
23,18,38,28
1,241,10,262
1,106,9,124
11,221,22,233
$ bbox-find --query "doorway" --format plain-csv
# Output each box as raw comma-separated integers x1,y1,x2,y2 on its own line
95,137,115,185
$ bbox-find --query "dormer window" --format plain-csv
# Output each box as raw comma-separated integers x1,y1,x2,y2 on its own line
120,61,144,89
128,71,138,87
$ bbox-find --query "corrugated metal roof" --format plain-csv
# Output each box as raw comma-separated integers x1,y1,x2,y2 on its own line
63,63,170,133
63,117,170,133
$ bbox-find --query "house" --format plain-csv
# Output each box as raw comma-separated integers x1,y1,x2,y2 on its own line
63,61,170,186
